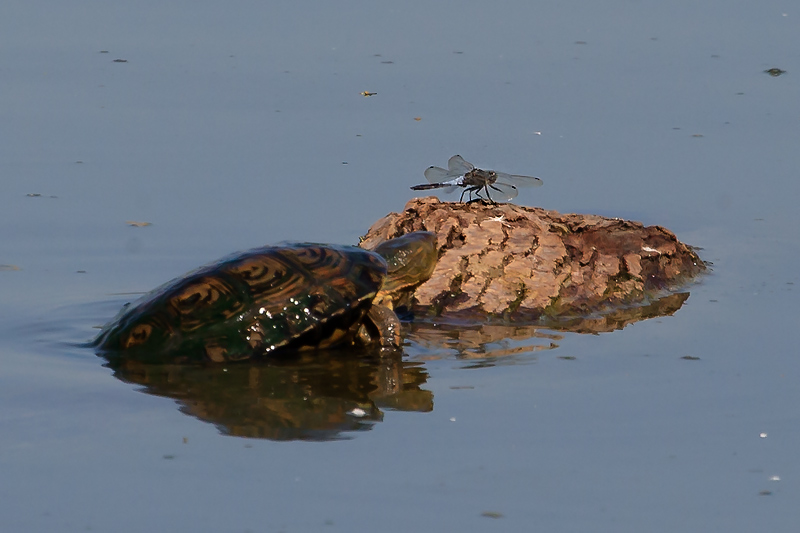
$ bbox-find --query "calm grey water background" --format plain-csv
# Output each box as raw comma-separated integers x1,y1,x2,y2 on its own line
2,1,799,531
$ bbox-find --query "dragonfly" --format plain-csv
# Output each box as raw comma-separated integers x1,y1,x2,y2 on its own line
410,155,543,203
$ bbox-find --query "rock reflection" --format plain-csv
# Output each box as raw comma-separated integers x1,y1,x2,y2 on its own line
405,291,691,361
542,292,690,334
106,352,432,441
406,321,562,363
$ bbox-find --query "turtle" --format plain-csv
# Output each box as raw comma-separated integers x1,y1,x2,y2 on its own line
92,231,438,363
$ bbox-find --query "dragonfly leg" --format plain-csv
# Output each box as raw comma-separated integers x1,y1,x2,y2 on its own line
462,186,490,204
481,184,497,205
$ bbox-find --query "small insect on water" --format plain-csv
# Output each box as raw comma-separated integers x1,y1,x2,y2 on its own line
411,155,542,203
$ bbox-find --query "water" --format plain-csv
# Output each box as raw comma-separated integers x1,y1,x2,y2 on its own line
2,1,799,531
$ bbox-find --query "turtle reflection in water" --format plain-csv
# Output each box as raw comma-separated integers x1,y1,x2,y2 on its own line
92,231,437,363
411,155,542,203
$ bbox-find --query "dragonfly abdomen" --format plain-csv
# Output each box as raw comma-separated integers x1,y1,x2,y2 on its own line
410,183,447,190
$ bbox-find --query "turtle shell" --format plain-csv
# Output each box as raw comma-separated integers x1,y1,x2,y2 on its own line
93,244,388,363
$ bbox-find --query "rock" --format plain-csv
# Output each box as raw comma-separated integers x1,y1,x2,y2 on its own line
360,197,705,323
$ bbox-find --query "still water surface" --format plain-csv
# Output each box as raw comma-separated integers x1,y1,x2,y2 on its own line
2,1,799,531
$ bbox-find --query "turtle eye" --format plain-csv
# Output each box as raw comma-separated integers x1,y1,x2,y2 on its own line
124,323,153,348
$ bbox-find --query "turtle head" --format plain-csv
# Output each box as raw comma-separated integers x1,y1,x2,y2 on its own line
372,231,437,305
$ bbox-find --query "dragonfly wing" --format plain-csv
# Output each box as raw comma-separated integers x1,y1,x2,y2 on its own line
435,176,463,194
417,167,462,194
447,155,474,175
424,165,451,183
483,181,519,202
494,171,543,188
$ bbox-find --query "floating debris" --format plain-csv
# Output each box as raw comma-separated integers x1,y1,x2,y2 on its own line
481,511,504,519
360,91,377,97
0,265,21,271
126,220,152,227
113,59,128,63
764,68,785,77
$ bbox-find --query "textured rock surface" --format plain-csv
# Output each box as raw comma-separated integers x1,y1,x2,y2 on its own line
360,197,705,321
